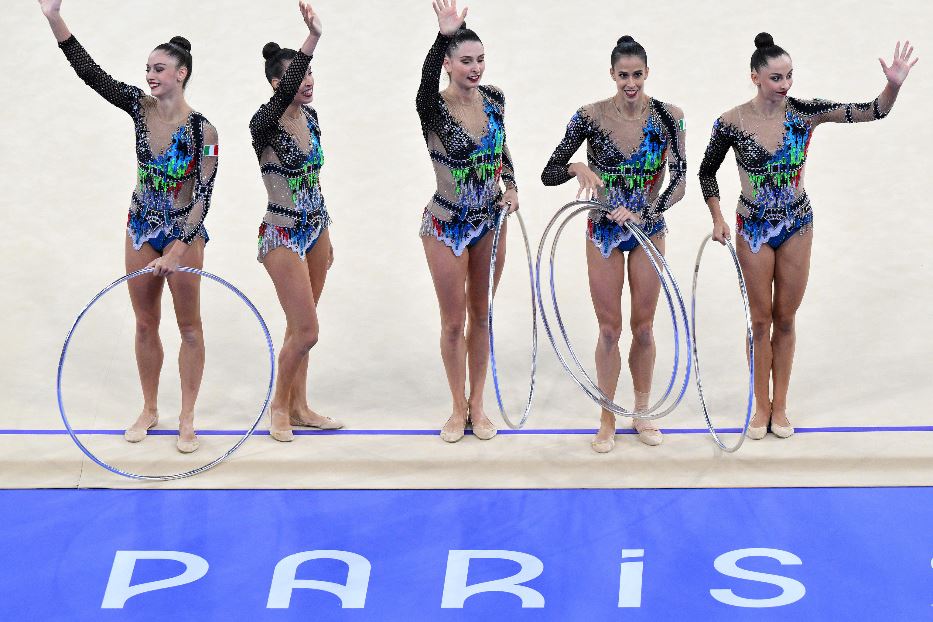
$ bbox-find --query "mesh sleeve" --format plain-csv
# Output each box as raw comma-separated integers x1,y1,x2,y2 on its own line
540,109,590,186
249,51,313,159
793,96,890,126
416,33,451,139
651,104,687,215
698,118,732,201
58,35,141,114
181,119,218,244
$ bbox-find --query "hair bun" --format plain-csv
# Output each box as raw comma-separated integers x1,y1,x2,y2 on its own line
169,36,191,53
754,32,775,49
617,35,636,46
262,42,282,60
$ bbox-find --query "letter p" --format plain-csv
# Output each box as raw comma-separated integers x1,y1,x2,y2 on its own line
101,551,209,609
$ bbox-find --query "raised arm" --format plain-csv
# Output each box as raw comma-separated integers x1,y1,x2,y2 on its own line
808,41,919,126
248,1,321,153
650,103,687,217
39,0,70,41
416,0,467,130
416,33,452,129
41,0,140,113
698,118,734,243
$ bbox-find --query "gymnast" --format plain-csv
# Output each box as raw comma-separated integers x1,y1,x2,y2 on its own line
541,36,686,453
40,0,218,453
417,0,520,443
249,1,343,442
698,33,918,439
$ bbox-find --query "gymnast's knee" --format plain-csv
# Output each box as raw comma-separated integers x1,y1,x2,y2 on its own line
597,321,623,348
466,300,489,324
440,318,466,345
290,326,319,352
176,320,204,346
630,320,655,349
134,314,161,340
772,312,796,335
751,317,772,340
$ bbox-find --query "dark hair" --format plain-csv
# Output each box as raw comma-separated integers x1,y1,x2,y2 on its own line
750,32,789,72
154,36,193,87
611,35,647,67
445,25,482,57
262,41,298,83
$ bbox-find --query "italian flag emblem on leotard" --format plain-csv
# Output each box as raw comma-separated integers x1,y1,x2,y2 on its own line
202,144,219,157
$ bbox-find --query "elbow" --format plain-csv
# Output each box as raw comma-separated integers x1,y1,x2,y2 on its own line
248,114,262,135
672,189,686,208
540,167,564,187
415,94,432,118
669,182,686,207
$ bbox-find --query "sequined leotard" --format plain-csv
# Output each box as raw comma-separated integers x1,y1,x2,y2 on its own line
698,96,891,252
416,32,517,256
58,36,218,252
541,97,686,257
249,51,330,262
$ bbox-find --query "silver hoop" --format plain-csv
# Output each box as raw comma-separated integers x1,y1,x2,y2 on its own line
56,266,275,480
691,234,755,452
549,206,678,419
488,209,538,429
536,200,691,419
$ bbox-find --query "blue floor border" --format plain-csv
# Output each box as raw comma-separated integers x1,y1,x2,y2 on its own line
1,487,930,620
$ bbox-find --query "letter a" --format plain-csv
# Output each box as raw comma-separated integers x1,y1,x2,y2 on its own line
267,550,371,609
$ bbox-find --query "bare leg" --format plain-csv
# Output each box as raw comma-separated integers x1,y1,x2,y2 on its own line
423,235,470,441
124,236,164,440
737,239,777,430
770,229,813,431
627,235,664,445
165,238,205,450
285,231,339,427
464,220,506,435
586,240,627,449
263,246,320,441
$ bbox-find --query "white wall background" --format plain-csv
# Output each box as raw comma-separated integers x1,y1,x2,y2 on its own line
2,0,930,436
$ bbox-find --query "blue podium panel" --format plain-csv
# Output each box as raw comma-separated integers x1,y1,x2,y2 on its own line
0,488,930,620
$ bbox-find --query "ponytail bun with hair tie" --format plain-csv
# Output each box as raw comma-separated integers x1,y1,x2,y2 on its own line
262,42,282,61
262,42,299,83
169,35,191,53
154,36,194,87
754,32,775,49
610,35,648,67
750,32,789,72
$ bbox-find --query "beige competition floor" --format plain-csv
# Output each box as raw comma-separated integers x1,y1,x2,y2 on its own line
1,0,931,489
